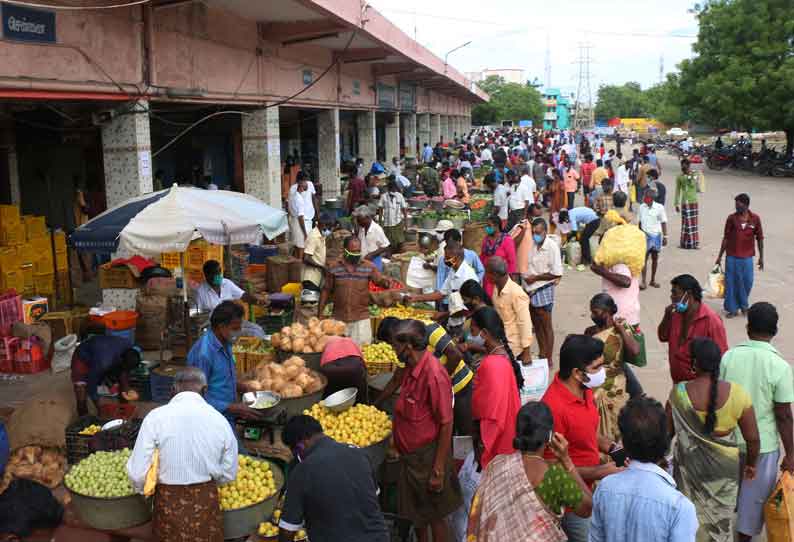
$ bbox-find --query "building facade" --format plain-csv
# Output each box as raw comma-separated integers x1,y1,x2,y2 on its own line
466,68,526,85
542,88,571,130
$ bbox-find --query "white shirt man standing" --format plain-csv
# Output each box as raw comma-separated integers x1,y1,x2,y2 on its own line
127,367,238,542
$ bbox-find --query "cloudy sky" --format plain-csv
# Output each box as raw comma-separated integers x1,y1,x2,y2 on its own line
368,0,699,99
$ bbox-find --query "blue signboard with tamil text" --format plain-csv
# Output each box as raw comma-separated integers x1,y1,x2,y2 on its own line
2,3,55,43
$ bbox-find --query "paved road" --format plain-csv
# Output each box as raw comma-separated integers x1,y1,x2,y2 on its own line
553,147,794,403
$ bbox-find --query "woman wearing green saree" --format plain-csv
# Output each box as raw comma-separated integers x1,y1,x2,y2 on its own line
667,338,761,542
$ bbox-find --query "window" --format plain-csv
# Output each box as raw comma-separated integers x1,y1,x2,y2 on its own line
302,70,313,85
353,80,361,95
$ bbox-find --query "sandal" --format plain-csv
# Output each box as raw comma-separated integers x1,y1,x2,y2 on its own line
650,282,660,288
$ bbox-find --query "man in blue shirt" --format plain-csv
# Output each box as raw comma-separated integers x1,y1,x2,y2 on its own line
433,225,485,292
188,301,264,424
590,396,698,542
421,142,433,164
558,206,600,270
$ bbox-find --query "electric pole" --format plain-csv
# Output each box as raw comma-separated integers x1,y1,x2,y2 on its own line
572,43,595,130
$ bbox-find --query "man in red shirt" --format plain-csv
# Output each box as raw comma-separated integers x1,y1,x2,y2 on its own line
580,153,596,206
715,193,764,318
658,274,728,383
392,319,461,542
542,334,623,542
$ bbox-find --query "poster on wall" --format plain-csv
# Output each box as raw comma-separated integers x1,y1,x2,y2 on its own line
1,3,55,43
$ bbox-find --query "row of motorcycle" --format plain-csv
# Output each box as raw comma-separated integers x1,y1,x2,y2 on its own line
666,138,794,177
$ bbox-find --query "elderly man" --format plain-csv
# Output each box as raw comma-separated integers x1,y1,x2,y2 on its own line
289,178,311,259
187,301,264,423
353,205,390,271
319,236,390,345
486,256,532,364
278,415,389,542
195,259,266,314
127,367,238,542
392,319,462,542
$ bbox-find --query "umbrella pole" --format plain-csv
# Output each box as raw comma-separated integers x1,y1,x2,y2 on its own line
181,251,192,353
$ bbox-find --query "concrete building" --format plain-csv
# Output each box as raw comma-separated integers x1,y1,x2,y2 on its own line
542,88,571,130
0,0,485,230
466,68,526,85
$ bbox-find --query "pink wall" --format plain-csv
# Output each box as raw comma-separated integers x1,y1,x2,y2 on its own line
0,2,478,113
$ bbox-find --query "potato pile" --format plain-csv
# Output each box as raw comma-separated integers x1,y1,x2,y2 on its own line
241,357,324,398
270,318,347,353
1,445,67,492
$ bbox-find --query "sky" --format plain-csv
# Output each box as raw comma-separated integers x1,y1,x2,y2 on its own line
368,0,700,100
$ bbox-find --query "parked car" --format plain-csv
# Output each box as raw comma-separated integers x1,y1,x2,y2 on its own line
666,127,689,137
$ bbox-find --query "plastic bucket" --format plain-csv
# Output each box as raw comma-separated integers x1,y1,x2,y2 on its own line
104,310,138,330
106,327,135,345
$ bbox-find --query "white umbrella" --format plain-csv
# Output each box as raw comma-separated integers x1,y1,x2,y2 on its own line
73,185,288,256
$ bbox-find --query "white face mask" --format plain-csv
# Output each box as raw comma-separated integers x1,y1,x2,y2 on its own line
583,367,606,389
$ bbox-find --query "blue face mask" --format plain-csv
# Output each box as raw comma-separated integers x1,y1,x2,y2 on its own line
533,233,545,244
211,274,223,287
467,331,485,348
485,226,496,236
675,292,689,313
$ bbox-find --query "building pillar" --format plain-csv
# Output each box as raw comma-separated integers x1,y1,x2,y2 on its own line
402,113,417,158
317,108,341,200
431,114,441,146
356,110,376,171
242,106,281,209
100,100,153,309
440,115,449,144
385,112,400,162
418,113,431,150
0,119,20,205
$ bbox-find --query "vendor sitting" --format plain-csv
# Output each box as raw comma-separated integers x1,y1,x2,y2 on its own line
318,336,368,401
195,259,266,313
71,335,141,416
187,301,265,423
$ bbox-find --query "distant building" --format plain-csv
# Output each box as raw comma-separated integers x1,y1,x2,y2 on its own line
467,68,526,85
542,88,571,130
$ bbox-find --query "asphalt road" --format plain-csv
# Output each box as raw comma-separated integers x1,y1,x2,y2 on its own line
553,147,793,403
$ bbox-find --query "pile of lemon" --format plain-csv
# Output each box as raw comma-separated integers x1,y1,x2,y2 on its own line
362,343,399,374
380,305,433,322
257,520,306,540
218,455,278,510
305,403,391,448
78,424,102,436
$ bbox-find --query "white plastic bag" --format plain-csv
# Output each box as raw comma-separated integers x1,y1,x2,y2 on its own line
448,450,482,542
406,256,436,290
520,359,550,404
706,265,725,299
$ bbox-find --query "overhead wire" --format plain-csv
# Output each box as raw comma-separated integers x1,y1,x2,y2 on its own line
0,0,151,9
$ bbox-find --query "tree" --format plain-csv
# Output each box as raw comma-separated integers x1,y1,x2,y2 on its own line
645,76,686,126
594,82,649,120
471,76,544,126
677,0,794,154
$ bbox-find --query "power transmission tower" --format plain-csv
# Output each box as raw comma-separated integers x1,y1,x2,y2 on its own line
572,43,595,130
544,34,551,88
659,55,665,85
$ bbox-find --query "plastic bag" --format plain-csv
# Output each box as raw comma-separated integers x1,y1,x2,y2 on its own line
448,450,482,542
765,471,794,542
706,265,725,299
144,449,159,497
520,359,550,404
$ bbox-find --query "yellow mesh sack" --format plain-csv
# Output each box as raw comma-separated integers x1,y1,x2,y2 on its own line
144,449,159,497
594,223,647,277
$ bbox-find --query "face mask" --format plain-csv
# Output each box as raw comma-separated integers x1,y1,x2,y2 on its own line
675,292,689,314
591,315,608,328
735,205,746,214
582,366,606,389
395,345,412,366
444,259,456,268
344,249,362,264
643,197,654,205
533,234,545,244
211,274,223,287
467,331,485,348
485,226,495,236
322,229,332,237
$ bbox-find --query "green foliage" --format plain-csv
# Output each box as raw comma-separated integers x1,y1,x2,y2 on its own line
594,79,685,125
472,75,544,126
676,0,794,151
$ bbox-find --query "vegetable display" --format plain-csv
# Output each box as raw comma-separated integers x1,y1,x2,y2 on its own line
243,357,324,398
218,455,279,510
2,445,67,492
64,449,134,498
270,318,346,354
380,305,435,322
305,403,392,448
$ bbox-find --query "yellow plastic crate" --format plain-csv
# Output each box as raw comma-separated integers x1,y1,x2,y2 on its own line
0,247,17,272
160,252,181,270
20,262,34,289
0,205,20,227
56,250,68,272
22,216,46,241
0,223,25,246
34,258,52,274
1,269,24,293
29,235,51,255
53,231,67,252
17,244,37,264
34,272,54,295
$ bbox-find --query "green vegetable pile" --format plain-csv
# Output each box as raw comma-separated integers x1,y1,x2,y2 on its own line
65,449,134,498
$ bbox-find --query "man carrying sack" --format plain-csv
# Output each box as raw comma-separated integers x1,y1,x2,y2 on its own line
127,367,238,542
391,319,462,542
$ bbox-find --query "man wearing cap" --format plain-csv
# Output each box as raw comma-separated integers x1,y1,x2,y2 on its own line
353,205,390,272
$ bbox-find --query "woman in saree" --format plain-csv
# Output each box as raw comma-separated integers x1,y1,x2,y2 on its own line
584,293,640,442
667,337,761,542
468,401,592,542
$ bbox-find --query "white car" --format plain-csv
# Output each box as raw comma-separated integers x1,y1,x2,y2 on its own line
666,127,689,137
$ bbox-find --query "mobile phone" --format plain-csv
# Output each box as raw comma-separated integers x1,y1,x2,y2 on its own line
609,445,627,467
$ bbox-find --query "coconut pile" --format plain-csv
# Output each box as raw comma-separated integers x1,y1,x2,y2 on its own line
270,318,347,353
242,356,325,398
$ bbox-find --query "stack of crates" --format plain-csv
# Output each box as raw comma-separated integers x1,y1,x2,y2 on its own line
0,205,24,294
23,215,54,297
161,239,223,284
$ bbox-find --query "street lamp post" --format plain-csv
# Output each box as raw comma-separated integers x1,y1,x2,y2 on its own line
444,41,472,73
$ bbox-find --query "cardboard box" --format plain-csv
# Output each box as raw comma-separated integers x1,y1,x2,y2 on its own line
99,263,137,289
22,297,48,323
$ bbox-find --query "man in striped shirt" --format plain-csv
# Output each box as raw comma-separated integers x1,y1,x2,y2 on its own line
127,367,238,542
375,317,473,436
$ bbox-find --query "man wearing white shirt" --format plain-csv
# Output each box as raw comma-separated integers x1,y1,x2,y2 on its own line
480,146,493,164
127,367,238,542
195,259,264,313
289,172,318,227
289,178,310,258
519,165,537,204
638,187,668,290
506,171,532,230
487,175,509,229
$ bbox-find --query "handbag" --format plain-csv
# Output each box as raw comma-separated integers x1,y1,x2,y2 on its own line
624,323,647,367
766,471,794,542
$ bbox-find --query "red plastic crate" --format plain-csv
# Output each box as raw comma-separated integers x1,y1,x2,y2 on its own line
0,336,18,373
0,290,22,336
